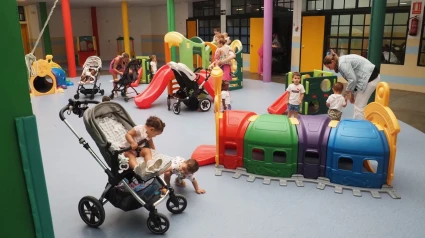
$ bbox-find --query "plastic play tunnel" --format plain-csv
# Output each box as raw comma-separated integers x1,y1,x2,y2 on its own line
33,76,54,93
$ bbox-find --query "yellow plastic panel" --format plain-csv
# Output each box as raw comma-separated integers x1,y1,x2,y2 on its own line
289,117,300,125
328,120,339,128
364,82,400,186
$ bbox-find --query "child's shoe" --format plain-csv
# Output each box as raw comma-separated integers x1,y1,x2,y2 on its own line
147,159,163,172
134,161,147,177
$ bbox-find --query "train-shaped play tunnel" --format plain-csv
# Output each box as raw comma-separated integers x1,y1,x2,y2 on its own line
192,78,400,190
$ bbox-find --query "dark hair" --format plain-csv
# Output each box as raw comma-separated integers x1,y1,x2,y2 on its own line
186,159,199,174
323,52,340,73
145,116,166,132
292,72,302,78
214,28,221,32
121,53,130,58
102,96,111,102
217,38,226,45
333,82,344,93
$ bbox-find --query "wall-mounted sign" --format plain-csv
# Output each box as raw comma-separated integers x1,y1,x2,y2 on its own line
221,10,226,15
412,1,422,14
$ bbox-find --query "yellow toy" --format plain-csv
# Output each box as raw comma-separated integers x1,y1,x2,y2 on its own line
29,56,64,97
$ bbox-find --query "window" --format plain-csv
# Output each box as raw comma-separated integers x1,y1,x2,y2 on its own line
327,12,408,65
224,143,237,156
304,152,320,165
193,0,220,17
227,18,250,53
252,148,265,161
274,0,294,12
338,157,353,171
198,19,221,43
231,0,263,15
362,160,378,173
273,151,287,163
18,6,25,22
418,16,425,66
306,0,411,11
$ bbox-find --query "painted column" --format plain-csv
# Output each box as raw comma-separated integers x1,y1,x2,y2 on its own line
291,0,302,72
367,0,386,103
39,2,52,55
91,7,100,56
167,0,177,61
262,0,273,82
121,1,131,55
220,0,231,32
3,0,54,237
61,0,77,77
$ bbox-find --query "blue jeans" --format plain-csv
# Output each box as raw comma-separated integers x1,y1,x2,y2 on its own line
288,104,300,112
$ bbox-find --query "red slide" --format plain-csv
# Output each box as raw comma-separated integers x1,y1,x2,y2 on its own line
134,65,175,109
268,91,289,115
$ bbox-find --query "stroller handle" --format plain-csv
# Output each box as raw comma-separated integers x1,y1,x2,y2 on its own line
59,99,100,121
111,139,148,155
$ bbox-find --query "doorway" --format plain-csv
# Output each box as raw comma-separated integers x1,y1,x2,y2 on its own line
20,24,30,55
272,14,293,75
300,16,325,72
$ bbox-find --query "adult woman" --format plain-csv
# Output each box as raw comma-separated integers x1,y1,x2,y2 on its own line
323,52,380,120
110,53,130,96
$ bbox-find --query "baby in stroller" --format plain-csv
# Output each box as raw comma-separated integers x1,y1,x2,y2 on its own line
74,56,104,100
167,62,212,115
59,99,188,234
110,58,141,102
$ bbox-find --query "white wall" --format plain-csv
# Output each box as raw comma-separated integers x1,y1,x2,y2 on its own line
49,8,92,37
150,2,188,35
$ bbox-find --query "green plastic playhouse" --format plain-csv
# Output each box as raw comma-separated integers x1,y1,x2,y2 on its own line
243,114,298,177
286,70,337,115
136,56,152,84
229,40,244,91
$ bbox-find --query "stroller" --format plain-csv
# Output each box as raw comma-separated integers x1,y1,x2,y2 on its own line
74,56,104,100
110,59,142,102
59,99,187,235
167,62,212,115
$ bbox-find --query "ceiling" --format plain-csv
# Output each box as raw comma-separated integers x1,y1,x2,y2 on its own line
17,0,203,7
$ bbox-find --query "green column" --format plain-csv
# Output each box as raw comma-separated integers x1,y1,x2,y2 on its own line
0,1,55,238
167,0,177,62
367,0,386,103
39,2,52,55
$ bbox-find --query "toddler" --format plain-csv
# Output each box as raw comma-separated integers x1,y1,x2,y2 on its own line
102,96,111,102
122,116,166,177
326,82,348,121
163,157,205,194
221,81,231,111
222,32,231,45
80,68,96,84
150,55,158,76
286,72,305,118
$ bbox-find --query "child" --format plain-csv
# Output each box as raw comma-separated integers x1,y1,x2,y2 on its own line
102,96,111,102
326,82,348,121
221,81,231,111
222,32,231,45
80,68,96,84
212,28,221,44
212,38,235,81
286,72,305,118
163,157,205,194
149,55,158,76
122,116,166,177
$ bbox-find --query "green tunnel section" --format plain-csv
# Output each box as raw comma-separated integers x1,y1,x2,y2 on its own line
243,114,298,177
286,70,337,115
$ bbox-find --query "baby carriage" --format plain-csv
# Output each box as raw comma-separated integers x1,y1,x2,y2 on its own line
74,56,104,100
110,59,142,102
59,99,187,235
167,62,212,115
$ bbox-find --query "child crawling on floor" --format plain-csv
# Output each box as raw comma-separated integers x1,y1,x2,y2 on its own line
163,157,205,194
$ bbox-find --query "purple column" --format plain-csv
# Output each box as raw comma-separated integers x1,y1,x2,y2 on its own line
263,0,273,82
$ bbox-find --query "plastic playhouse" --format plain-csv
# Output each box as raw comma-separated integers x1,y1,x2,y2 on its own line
268,70,337,115
76,36,98,67
116,36,135,58
192,67,401,198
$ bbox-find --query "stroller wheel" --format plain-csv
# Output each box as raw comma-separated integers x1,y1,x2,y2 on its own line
100,89,104,96
109,93,114,100
167,97,171,111
90,95,95,100
147,213,170,235
199,98,212,112
78,196,105,228
74,94,80,99
172,103,180,115
166,194,187,214
124,97,129,102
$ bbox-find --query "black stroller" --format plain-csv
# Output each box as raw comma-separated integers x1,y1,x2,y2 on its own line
59,99,187,234
110,59,141,102
74,56,104,100
166,62,212,115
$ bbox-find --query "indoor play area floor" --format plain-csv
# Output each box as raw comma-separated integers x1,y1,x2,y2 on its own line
31,75,425,238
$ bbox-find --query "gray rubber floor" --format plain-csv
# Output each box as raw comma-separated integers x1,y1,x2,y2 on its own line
31,75,425,238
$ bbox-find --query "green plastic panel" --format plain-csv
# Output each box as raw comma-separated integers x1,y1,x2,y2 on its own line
243,114,298,177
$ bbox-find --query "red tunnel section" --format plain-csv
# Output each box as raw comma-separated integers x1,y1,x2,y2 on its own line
219,110,257,169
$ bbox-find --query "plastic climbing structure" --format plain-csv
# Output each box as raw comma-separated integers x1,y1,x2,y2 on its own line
286,70,337,115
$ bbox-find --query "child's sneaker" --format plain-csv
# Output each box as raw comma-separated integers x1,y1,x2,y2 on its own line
147,159,163,172
134,161,147,177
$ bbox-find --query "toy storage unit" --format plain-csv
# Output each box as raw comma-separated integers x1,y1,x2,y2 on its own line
296,115,331,179
326,120,390,188
219,110,257,169
77,36,98,67
243,114,298,177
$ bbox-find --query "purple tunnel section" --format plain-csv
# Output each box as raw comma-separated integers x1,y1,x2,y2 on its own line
296,115,331,179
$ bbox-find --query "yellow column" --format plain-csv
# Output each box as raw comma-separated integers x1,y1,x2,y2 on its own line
211,66,223,165
121,1,130,55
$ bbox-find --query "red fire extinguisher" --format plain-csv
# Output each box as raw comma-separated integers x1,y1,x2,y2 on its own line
409,16,419,36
